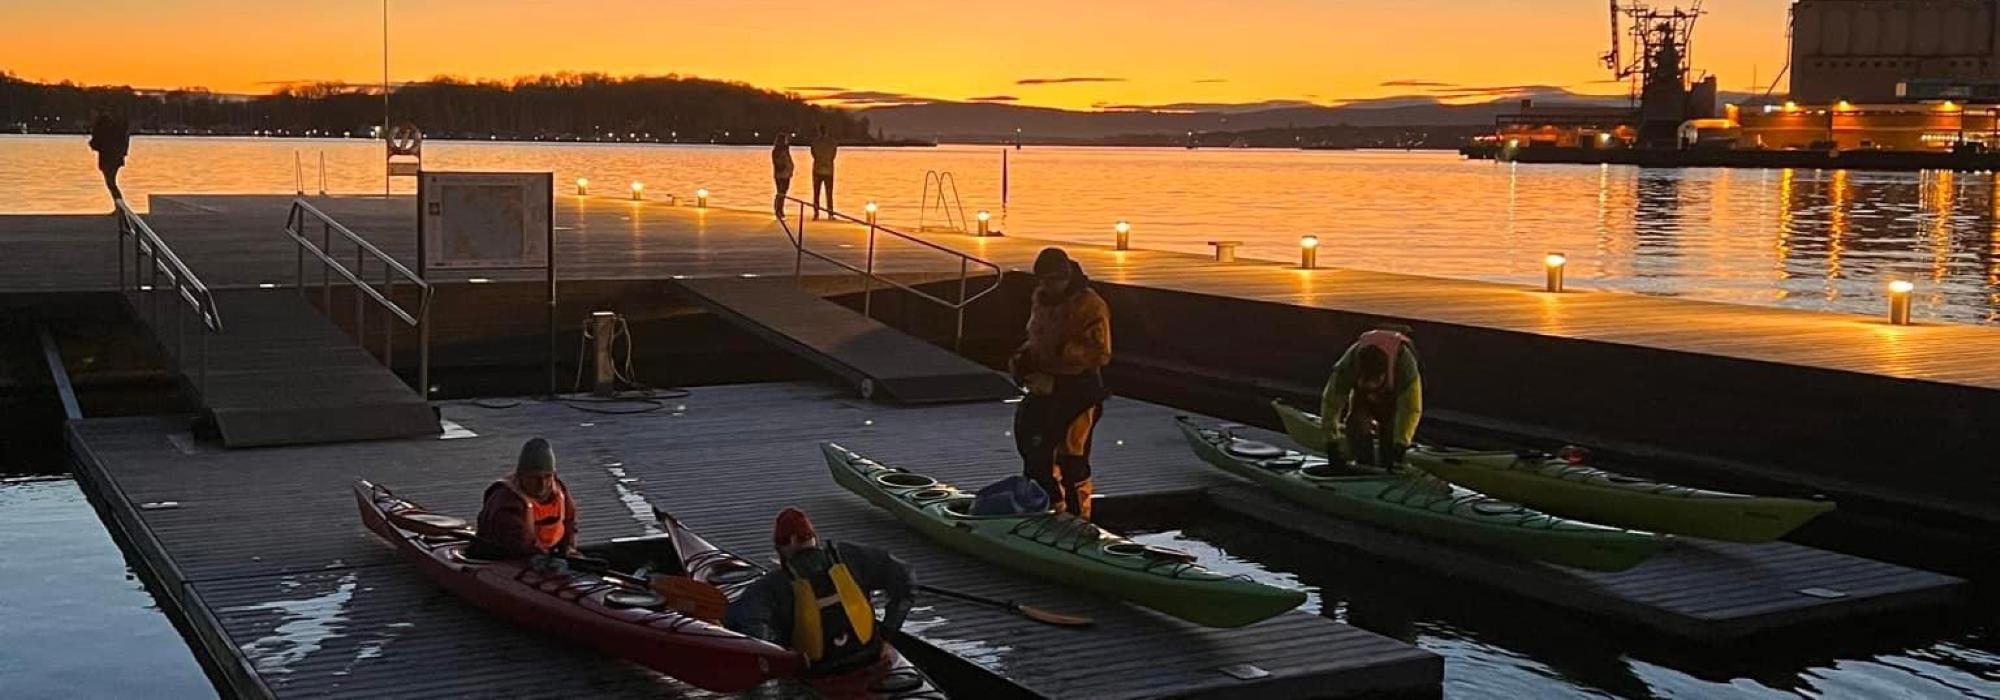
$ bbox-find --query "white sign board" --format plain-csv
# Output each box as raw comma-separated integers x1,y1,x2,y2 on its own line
420,172,552,270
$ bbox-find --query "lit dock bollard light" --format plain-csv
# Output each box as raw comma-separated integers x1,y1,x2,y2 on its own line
576,177,589,196
1888,280,1914,325
1544,252,1567,292
1300,235,1319,269
976,210,991,236
629,181,643,200
696,188,709,208
1115,220,1131,251
865,200,878,226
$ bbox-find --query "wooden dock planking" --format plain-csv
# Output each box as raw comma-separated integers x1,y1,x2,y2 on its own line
8,191,1985,392
66,383,1444,699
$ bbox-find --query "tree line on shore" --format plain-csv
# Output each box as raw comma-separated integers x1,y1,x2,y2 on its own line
0,71,875,143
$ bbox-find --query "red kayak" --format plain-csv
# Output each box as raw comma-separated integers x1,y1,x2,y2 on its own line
353,480,801,692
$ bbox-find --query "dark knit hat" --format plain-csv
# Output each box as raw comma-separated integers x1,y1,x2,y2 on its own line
774,506,816,546
516,438,557,475
1033,247,1073,277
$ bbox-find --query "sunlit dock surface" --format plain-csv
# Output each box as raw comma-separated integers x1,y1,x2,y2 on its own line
68,384,1442,699
5,192,1999,391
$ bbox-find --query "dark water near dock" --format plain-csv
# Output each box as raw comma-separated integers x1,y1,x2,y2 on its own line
1131,517,2000,699
0,474,214,698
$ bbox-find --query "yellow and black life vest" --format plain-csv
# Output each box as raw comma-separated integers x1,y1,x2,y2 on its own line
785,543,879,669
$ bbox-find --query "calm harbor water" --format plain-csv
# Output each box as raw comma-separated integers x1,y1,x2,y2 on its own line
5,135,1999,325
0,475,213,698
1132,524,1999,699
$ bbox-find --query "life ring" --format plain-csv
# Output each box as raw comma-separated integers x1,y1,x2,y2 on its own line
387,124,423,156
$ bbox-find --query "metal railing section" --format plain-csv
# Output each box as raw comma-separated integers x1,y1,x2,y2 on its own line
282,198,432,398
779,196,1002,349
918,170,969,233
116,199,223,394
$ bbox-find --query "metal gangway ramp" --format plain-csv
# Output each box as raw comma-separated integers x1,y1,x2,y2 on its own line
116,199,438,447
671,198,1019,404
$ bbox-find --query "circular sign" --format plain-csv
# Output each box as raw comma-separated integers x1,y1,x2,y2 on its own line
387,124,423,156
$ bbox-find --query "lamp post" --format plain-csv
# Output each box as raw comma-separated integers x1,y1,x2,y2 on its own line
576,177,588,196
1300,236,1319,269
1544,252,1567,292
864,200,878,226
629,181,643,200
696,188,709,208
976,210,990,236
1888,280,1914,325
1114,220,1130,251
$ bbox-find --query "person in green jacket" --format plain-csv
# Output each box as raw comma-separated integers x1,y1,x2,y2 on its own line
1321,328,1422,468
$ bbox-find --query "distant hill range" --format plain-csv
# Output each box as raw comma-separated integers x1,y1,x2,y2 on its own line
862,89,1770,143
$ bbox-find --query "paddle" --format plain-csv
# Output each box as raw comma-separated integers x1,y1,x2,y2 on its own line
917,584,1093,628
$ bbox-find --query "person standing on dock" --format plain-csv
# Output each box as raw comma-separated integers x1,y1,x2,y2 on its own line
1010,247,1113,520
470,438,579,560
726,507,914,673
1322,328,1423,469
88,112,130,207
810,125,837,219
772,132,795,221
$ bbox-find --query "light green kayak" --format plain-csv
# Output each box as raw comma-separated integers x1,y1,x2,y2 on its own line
820,442,1307,628
1272,400,1835,543
1178,416,1665,571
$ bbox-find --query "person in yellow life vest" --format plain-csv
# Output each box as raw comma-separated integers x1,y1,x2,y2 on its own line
470,438,578,560
1010,247,1112,519
1322,328,1423,469
725,507,915,675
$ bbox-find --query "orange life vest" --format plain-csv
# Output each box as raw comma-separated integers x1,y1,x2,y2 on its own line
1355,329,1409,401
504,479,568,552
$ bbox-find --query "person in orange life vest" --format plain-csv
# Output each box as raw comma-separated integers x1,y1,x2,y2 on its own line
724,507,915,674
1322,328,1424,469
1010,247,1112,520
470,438,578,560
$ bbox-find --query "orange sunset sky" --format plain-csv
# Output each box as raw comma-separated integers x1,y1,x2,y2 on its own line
2,0,1795,109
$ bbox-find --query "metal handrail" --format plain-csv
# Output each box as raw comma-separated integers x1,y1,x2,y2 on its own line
778,195,1003,349
116,199,223,393
283,198,432,397
919,170,969,233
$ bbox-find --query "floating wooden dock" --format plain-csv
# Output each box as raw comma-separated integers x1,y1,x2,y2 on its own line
67,383,1443,699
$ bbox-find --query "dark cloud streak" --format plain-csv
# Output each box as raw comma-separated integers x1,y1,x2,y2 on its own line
1016,76,1126,85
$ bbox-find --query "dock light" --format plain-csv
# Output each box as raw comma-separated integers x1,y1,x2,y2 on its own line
1783,100,1799,113
576,177,589,195
1544,252,1567,293
1300,235,1319,269
468,277,492,284
976,210,991,236
1888,280,1914,325
696,188,710,208
1115,220,1131,251
630,181,644,200
864,200,878,225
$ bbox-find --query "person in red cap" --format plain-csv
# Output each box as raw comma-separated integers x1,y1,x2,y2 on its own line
724,507,915,674
1010,247,1112,519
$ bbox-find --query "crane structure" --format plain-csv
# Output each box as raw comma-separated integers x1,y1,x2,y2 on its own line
1601,0,1709,148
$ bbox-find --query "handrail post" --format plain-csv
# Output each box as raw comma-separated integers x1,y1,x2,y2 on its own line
956,257,970,351
794,201,806,282
418,302,431,401
862,222,877,318
354,245,366,340
321,220,332,312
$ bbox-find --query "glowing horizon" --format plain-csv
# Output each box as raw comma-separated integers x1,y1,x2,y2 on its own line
1,0,1795,110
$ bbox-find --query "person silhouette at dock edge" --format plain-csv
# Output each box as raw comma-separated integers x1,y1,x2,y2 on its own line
772,132,795,221
810,125,838,219
470,438,579,561
1011,247,1113,520
725,507,914,674
88,111,130,209
1322,327,1423,469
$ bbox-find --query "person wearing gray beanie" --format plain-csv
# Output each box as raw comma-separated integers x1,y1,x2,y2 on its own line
471,438,578,559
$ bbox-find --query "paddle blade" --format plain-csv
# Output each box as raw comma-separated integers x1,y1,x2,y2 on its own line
652,575,729,622
1016,604,1093,628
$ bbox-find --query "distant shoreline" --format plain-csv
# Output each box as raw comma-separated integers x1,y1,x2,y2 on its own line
0,131,1468,152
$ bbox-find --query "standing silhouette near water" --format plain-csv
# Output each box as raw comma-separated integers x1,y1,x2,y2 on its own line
772,132,795,221
88,113,129,208
810,125,838,219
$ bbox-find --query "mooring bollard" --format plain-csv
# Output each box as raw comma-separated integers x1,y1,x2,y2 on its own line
1888,280,1913,325
590,311,618,396
1209,240,1242,262
1544,252,1567,293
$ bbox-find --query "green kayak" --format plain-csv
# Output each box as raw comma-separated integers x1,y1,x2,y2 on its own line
1273,401,1835,543
820,442,1307,628
1177,416,1664,572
